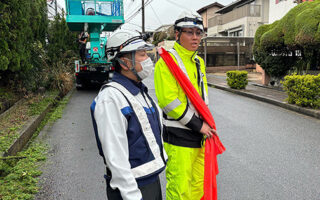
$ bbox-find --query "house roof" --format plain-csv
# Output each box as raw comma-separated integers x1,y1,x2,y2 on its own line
154,24,173,32
216,0,255,14
197,2,225,14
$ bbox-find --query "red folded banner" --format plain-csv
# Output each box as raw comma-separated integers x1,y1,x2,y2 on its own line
158,47,225,200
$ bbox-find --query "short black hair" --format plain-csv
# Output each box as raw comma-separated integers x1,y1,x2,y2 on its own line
112,53,132,73
112,59,122,73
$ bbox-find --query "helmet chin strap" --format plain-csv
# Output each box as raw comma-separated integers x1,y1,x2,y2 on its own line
116,52,141,81
130,51,142,81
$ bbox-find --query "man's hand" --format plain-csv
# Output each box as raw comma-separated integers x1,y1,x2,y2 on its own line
200,121,216,138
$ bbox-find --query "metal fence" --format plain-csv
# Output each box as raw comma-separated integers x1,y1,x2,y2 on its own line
66,0,123,16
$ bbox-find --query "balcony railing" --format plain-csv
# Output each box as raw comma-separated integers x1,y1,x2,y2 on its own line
208,5,261,27
66,0,124,17
65,0,124,31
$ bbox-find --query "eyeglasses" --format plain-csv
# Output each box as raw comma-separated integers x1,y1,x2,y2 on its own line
181,30,204,37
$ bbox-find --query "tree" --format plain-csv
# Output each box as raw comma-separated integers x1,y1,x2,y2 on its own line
0,1,77,92
253,0,320,78
152,31,168,46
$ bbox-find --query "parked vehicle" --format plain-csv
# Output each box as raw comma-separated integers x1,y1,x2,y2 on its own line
66,0,124,89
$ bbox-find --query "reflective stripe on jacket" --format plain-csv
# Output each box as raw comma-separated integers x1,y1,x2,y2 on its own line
91,72,167,200
154,42,209,148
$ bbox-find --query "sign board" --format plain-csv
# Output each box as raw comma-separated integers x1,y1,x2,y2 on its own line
75,60,80,72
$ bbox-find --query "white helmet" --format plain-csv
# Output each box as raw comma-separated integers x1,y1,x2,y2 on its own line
106,30,154,61
174,11,204,31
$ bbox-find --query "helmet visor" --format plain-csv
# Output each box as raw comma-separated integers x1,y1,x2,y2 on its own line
120,39,154,53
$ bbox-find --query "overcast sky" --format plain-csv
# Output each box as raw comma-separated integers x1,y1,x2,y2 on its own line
57,0,235,31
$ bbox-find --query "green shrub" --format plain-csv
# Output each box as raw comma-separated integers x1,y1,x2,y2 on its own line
282,74,320,108
226,71,248,89
253,1,320,78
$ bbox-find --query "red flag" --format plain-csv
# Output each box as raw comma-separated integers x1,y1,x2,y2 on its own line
158,47,225,200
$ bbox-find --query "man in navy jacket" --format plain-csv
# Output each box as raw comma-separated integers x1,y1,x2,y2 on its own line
91,30,167,200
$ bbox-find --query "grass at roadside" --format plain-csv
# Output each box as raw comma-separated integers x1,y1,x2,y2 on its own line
0,142,47,200
0,90,72,200
0,91,59,153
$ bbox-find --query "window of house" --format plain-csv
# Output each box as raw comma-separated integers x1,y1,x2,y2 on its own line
230,30,243,37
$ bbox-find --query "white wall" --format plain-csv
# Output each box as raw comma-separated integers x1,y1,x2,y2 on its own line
269,0,297,24
246,17,263,36
158,40,175,50
207,25,219,36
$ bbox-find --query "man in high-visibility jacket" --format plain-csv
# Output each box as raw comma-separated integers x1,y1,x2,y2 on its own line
154,11,217,200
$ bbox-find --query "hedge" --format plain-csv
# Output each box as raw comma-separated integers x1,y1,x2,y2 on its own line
253,0,320,78
226,71,248,89
282,74,320,108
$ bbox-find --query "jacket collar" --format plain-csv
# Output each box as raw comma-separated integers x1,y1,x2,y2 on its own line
111,72,148,96
173,42,198,62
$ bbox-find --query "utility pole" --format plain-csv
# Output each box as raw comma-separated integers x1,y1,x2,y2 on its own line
142,0,145,33
237,40,240,70
55,0,58,16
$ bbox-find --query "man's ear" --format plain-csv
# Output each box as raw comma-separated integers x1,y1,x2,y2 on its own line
175,31,179,41
119,57,130,71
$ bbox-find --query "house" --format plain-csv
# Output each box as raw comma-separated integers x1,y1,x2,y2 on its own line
207,0,314,37
270,0,313,23
47,0,64,19
154,24,174,33
197,2,225,32
269,0,296,23
207,0,269,37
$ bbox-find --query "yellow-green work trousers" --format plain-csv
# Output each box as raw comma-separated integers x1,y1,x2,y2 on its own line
164,142,205,200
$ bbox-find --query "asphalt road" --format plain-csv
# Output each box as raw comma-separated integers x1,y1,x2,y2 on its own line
36,75,320,200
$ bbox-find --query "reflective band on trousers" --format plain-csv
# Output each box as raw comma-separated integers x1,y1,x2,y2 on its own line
107,82,167,178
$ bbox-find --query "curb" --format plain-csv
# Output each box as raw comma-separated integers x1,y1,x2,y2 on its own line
208,83,320,120
0,99,21,115
0,98,26,121
2,87,75,157
250,83,285,92
0,100,19,115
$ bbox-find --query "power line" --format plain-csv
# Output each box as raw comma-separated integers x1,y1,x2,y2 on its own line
125,0,153,22
125,2,146,22
125,0,140,17
126,22,158,29
118,0,157,31
164,0,192,12
150,3,162,25
124,0,144,20
126,22,142,27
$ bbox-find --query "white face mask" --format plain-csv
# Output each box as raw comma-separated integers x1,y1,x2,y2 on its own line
137,57,154,80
